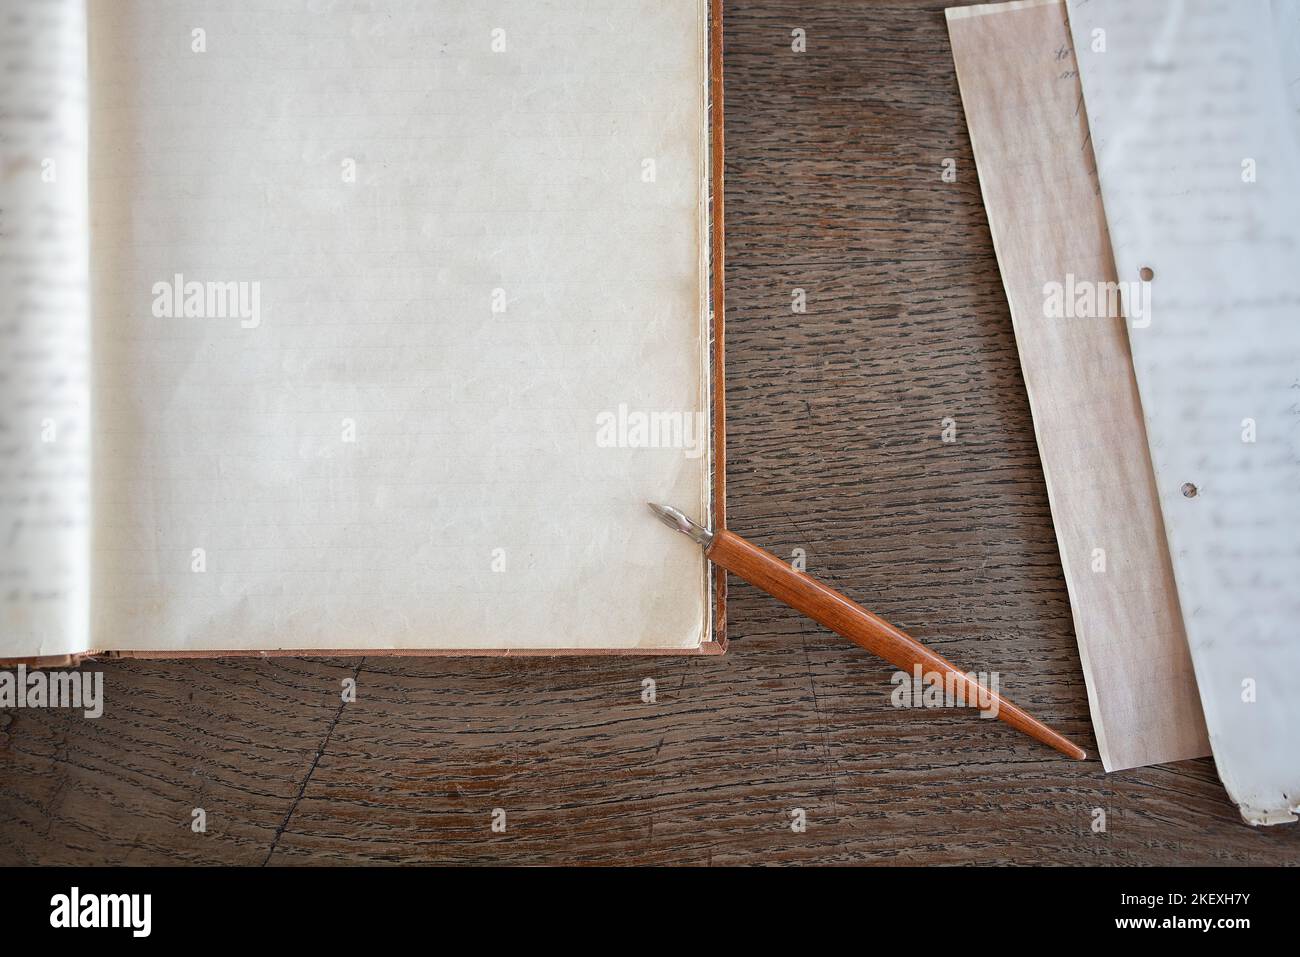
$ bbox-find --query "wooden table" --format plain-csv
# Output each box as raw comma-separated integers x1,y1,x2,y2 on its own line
3,0,1297,865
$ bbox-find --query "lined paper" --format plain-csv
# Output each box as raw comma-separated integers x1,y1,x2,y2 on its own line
947,0,1209,771
88,0,712,651
1068,0,1300,822
0,0,91,659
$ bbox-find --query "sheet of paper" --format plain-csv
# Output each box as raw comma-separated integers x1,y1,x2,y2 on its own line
1067,0,1300,822
947,0,1209,771
0,0,91,660
88,0,712,651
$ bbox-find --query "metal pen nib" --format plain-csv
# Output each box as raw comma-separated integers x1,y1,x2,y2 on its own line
647,502,714,548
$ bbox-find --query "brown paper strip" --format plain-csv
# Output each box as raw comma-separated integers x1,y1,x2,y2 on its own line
947,0,1208,770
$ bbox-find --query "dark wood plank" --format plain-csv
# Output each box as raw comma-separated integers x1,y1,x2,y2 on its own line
3,0,1297,865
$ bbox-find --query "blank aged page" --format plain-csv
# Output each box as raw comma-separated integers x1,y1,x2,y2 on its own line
0,0,91,660
88,0,712,651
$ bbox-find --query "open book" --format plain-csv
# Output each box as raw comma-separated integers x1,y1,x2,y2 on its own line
1,0,726,663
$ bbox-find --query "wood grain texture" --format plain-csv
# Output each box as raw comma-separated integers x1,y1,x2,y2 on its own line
3,0,1298,865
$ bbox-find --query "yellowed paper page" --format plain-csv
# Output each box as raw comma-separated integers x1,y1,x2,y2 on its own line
1067,0,1300,823
88,0,712,651
0,0,91,660
947,0,1209,770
